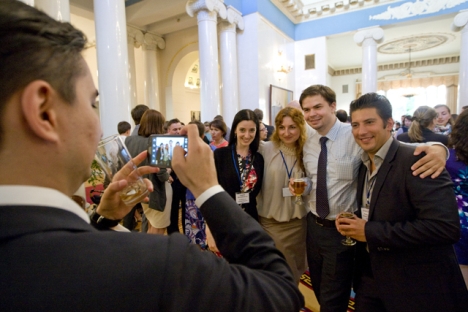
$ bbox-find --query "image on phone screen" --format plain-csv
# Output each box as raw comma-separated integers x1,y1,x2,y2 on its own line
148,135,188,168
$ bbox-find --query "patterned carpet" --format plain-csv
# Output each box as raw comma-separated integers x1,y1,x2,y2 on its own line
300,270,355,312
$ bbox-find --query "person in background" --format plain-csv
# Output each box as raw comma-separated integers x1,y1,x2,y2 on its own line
446,108,468,288
203,121,212,142
166,118,186,235
394,114,412,137
209,119,228,150
434,104,453,135
185,120,209,249
259,122,268,141
397,106,448,145
125,110,171,235
336,109,348,123
254,108,274,141
130,104,149,136
214,109,264,221
213,115,230,140
337,93,467,311
394,121,401,131
117,121,131,139
257,107,308,283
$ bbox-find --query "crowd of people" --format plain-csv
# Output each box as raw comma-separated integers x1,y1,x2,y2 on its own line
2,1,468,311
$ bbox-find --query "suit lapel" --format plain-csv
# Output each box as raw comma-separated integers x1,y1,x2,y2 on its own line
357,163,366,209
368,139,399,220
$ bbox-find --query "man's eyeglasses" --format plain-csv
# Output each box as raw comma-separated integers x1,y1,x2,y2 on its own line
260,128,267,132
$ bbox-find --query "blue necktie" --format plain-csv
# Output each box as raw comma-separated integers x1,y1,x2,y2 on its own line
316,137,329,219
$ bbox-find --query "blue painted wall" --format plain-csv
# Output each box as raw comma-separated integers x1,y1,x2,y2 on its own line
226,0,468,41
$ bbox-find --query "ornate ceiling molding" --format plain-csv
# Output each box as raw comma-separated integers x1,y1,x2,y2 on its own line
370,0,468,21
378,33,455,54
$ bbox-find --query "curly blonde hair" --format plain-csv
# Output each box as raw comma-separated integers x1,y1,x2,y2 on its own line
271,107,307,171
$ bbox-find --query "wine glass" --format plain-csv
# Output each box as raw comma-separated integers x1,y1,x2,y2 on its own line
293,172,305,206
338,212,356,246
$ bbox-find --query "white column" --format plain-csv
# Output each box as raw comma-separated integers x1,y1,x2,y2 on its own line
127,27,144,109
218,5,244,127
187,0,227,122
452,10,468,113
143,33,165,111
35,0,70,22
354,27,384,94
94,0,132,138
19,0,34,6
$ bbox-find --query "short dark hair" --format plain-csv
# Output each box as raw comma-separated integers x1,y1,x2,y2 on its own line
0,0,87,148
349,93,393,126
253,109,264,121
131,105,149,125
189,120,205,138
228,109,260,154
450,108,468,164
213,115,224,121
299,85,336,108
336,109,348,123
117,121,131,135
138,109,165,137
167,118,181,129
209,119,227,137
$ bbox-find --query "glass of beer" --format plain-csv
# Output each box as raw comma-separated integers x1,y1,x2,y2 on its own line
293,171,305,206
338,212,357,246
94,135,149,206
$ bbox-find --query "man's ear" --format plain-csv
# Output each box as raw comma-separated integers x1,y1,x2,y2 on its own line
21,80,60,143
385,118,394,131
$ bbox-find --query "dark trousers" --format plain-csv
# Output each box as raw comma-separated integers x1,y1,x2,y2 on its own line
306,212,355,312
167,178,186,234
122,203,140,231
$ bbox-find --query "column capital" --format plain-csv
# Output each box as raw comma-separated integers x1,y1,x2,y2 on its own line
354,26,384,46
127,26,144,48
144,33,166,50
452,10,468,32
225,5,244,31
186,0,227,20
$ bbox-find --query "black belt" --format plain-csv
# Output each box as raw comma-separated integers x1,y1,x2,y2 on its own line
311,213,336,228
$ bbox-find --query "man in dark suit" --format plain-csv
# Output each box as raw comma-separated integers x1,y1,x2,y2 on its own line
0,2,304,311
337,93,468,311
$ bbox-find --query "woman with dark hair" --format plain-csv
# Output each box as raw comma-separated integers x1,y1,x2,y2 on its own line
125,109,171,235
434,104,454,135
257,107,308,283
397,106,448,145
213,109,264,221
209,119,228,150
446,109,468,287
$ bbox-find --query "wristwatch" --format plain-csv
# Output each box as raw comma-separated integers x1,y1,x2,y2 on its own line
90,210,121,229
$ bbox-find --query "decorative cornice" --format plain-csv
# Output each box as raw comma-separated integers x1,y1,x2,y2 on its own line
330,55,460,76
186,0,227,20
354,27,384,46
127,26,144,48
144,33,165,50
370,0,468,21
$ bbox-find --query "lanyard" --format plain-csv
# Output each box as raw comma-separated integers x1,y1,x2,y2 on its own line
280,151,297,179
366,174,377,207
231,146,253,190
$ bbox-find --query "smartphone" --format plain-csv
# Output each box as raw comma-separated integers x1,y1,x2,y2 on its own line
148,134,188,168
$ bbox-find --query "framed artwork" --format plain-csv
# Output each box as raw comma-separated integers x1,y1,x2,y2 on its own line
191,110,201,121
270,85,293,124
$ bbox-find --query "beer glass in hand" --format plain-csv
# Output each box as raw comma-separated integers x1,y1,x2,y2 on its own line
338,212,356,246
293,172,305,206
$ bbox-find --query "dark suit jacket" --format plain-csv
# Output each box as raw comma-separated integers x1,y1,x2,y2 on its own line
354,139,468,311
214,146,264,221
397,127,448,145
264,123,274,141
0,191,303,311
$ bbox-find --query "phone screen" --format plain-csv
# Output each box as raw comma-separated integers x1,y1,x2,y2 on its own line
148,135,188,168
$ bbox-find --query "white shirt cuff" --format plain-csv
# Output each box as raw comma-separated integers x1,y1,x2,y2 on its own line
195,185,224,208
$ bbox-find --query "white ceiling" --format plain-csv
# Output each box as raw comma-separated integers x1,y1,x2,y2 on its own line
69,0,461,72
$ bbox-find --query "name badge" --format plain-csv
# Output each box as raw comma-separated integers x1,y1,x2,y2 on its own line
361,207,369,221
236,192,250,204
282,187,293,197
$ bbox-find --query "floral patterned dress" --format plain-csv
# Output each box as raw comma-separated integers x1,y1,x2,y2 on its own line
446,148,468,264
